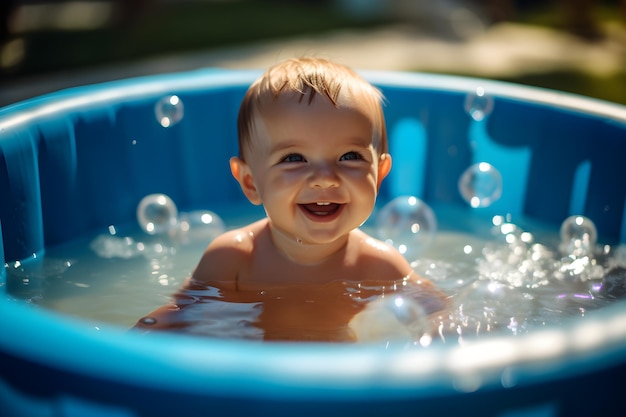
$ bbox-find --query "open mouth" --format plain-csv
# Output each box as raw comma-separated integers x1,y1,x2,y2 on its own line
299,202,343,221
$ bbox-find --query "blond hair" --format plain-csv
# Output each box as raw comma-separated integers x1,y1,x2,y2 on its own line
236,57,388,160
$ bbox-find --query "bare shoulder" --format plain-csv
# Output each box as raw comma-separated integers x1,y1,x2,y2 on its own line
190,219,266,288
350,229,413,280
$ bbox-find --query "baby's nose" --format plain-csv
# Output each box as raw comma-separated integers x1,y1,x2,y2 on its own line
309,164,340,188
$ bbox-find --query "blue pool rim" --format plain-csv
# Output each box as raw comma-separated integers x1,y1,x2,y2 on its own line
1,69,626,416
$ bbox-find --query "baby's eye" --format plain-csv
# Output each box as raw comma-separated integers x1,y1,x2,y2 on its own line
340,151,363,161
281,153,306,163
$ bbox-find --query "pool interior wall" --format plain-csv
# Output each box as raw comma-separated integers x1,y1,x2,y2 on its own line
1,69,626,417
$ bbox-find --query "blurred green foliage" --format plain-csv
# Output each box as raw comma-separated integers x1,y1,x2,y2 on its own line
495,2,625,104
3,0,387,77
500,71,626,105
2,0,624,105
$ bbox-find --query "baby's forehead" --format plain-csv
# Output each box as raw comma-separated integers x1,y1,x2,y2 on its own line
257,88,378,119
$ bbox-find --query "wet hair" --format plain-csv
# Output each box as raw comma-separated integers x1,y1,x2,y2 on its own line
236,57,388,161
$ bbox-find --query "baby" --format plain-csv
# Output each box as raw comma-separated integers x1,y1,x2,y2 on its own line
135,58,447,340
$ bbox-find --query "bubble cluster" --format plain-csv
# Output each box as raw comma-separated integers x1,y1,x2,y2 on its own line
92,195,225,259
155,95,184,128
90,233,175,259
135,193,226,244
136,194,179,235
458,162,502,208
464,86,494,121
175,210,226,244
377,196,437,258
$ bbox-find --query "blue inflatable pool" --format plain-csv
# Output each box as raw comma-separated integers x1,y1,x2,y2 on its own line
1,69,625,417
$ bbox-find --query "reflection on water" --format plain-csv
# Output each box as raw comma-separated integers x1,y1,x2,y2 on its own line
132,278,447,343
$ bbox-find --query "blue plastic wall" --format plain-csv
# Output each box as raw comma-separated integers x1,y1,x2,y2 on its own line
1,70,626,417
2,71,625,267
1,76,249,263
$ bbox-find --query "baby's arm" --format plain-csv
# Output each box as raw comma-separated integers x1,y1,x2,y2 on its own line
189,228,254,290
359,232,450,312
349,235,450,342
388,252,450,315
132,228,253,330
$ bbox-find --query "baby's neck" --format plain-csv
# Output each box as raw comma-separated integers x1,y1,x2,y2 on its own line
267,222,350,266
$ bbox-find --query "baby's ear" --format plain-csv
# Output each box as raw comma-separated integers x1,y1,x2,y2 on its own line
377,153,392,189
230,157,262,205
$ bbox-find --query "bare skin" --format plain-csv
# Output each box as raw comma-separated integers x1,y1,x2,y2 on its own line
193,218,417,290
134,219,447,340
134,63,448,341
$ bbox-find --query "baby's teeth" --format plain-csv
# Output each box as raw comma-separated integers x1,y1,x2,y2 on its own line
316,202,330,205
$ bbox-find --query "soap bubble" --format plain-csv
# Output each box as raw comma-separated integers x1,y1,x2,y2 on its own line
458,162,502,208
559,215,597,257
155,95,184,127
137,194,178,235
377,196,437,258
349,295,430,344
464,86,494,121
176,210,226,244
384,295,428,326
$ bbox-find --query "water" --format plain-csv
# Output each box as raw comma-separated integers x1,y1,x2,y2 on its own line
4,205,626,346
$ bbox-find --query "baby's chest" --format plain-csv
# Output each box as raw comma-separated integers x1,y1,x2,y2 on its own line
239,257,358,289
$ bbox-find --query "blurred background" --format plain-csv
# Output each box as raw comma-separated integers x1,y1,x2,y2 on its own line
0,0,624,107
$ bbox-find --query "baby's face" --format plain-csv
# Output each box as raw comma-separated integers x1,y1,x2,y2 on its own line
243,92,390,246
